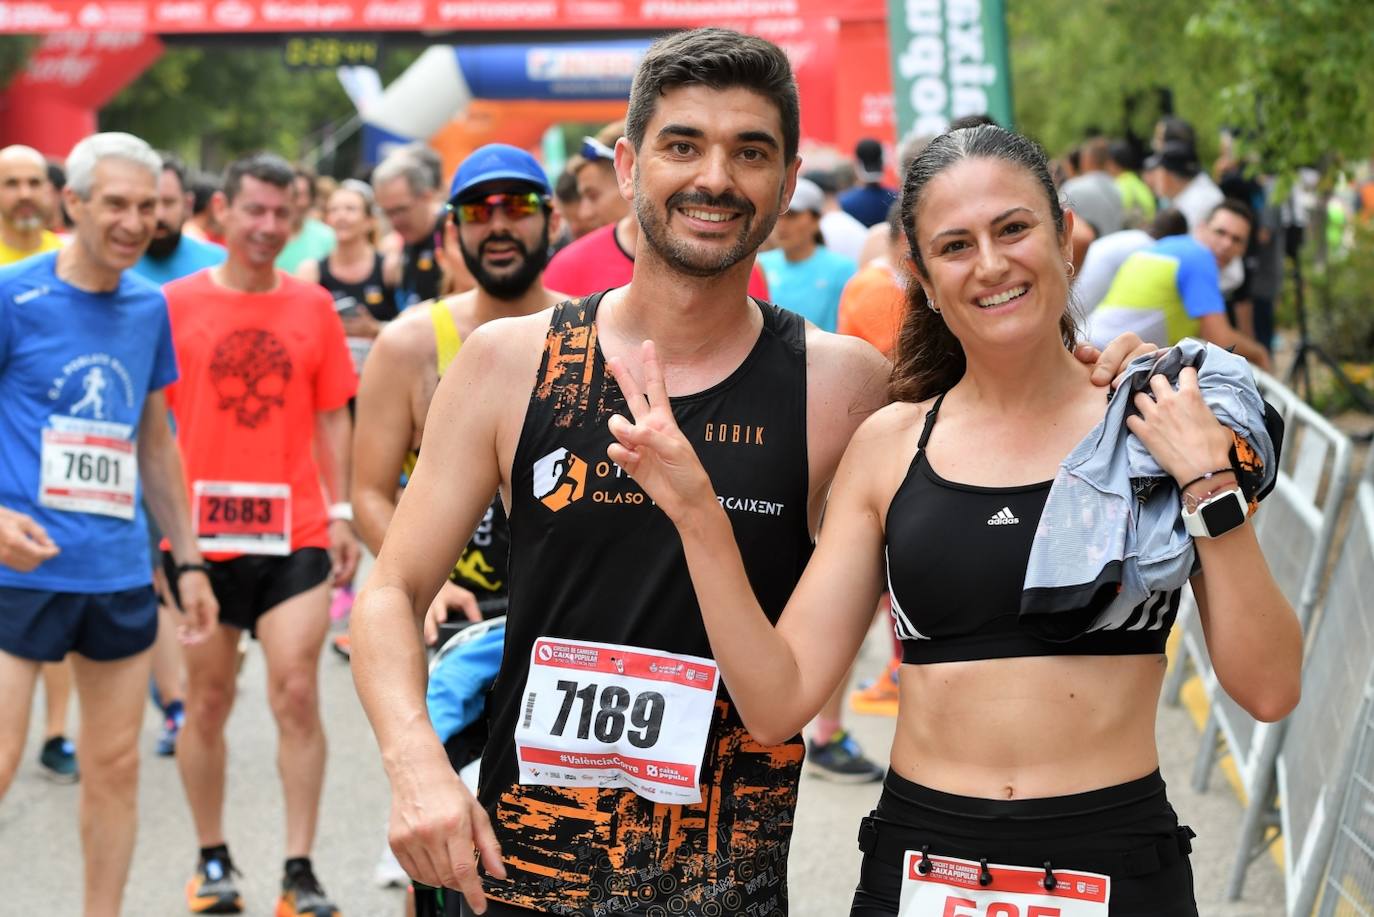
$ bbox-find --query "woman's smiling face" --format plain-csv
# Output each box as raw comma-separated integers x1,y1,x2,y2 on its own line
912,156,1074,352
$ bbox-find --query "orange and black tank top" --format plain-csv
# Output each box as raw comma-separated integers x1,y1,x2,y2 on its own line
481,291,812,915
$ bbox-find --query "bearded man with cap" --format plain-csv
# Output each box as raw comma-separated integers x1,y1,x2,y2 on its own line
759,177,858,332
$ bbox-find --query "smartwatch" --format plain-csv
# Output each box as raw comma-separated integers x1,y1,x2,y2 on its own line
1182,487,1248,539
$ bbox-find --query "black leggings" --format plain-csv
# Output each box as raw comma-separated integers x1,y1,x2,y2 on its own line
850,769,1198,916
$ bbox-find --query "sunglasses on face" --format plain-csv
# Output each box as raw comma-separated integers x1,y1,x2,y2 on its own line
450,192,548,224
581,136,617,162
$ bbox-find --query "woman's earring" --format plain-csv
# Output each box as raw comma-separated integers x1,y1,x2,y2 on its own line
1065,259,1076,278
929,300,941,314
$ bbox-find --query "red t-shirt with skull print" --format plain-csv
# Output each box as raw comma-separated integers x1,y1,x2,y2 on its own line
164,269,357,559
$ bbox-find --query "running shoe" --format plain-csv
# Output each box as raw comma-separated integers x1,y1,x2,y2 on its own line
374,840,409,888
805,729,883,783
186,853,243,914
849,657,901,717
330,633,351,662
277,861,340,917
38,735,78,784
157,699,185,757
329,586,354,623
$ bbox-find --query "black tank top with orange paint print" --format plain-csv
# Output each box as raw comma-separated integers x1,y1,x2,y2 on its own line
481,292,812,915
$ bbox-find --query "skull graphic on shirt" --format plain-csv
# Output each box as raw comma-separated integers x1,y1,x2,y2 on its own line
209,329,294,429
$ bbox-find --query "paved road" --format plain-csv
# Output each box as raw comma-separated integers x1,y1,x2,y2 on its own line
2,618,1284,915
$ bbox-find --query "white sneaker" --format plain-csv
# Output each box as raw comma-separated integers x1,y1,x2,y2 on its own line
374,839,410,888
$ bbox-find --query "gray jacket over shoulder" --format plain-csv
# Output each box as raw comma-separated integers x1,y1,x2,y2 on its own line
1020,340,1276,641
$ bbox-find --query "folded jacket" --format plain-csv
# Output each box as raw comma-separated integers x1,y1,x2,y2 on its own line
1020,340,1278,640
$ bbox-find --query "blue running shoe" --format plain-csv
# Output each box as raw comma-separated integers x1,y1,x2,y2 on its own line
804,729,883,783
38,735,79,784
158,700,185,757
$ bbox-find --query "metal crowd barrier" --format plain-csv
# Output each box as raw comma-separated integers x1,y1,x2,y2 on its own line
1160,370,1354,903
1162,368,1300,706
1292,466,1374,915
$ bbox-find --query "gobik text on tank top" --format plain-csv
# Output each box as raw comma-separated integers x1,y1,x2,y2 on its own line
481,292,812,916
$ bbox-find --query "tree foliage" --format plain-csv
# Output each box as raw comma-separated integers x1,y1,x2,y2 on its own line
1007,0,1374,182
1188,0,1374,181
96,45,419,173
99,47,352,169
0,36,38,86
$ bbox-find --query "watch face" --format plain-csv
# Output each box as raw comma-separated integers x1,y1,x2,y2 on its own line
1201,491,1246,535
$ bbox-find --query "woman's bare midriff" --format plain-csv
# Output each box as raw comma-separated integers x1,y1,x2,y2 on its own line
889,653,1167,800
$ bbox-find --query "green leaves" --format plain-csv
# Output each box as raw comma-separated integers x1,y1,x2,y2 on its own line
1007,0,1371,185
98,47,353,168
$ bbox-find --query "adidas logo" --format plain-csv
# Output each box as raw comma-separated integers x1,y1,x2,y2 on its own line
987,507,1020,526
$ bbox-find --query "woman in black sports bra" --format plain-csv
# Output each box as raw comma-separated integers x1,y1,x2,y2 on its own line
298,180,398,372
604,126,1301,916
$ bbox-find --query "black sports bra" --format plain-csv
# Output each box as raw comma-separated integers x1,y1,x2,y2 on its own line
884,393,1180,665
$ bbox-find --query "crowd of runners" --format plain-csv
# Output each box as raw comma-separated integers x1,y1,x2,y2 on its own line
0,26,1303,917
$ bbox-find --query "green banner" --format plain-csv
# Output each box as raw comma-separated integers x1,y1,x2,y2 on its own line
886,0,1014,141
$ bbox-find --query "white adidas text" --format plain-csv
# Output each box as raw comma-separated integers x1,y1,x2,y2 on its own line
987,507,1019,525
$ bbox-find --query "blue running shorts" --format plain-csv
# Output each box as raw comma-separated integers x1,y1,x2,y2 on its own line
0,585,158,662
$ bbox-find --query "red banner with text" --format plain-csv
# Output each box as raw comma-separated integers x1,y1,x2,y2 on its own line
0,0,884,32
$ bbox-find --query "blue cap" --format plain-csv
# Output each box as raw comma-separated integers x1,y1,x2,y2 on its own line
449,144,551,203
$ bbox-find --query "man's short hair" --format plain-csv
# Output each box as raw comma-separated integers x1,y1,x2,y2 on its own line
555,168,581,204
801,169,837,195
1157,116,1196,151
158,151,188,193
1208,198,1256,234
222,152,295,203
625,28,800,164
1106,139,1140,173
1147,207,1188,239
1079,136,1110,171
190,171,219,214
66,133,161,200
373,147,439,197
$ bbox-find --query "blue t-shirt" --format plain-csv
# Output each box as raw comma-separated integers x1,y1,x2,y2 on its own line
839,183,899,227
758,247,857,332
132,235,225,287
0,252,179,593
1087,234,1225,349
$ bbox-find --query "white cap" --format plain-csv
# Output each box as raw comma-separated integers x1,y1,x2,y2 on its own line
787,178,825,214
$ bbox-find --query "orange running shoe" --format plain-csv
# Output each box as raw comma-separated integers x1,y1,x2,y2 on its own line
849,657,900,717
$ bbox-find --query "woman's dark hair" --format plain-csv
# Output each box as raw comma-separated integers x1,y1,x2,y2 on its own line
890,125,1076,403
625,28,799,164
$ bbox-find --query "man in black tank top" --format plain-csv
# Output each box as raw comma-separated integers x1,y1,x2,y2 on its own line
350,29,1152,917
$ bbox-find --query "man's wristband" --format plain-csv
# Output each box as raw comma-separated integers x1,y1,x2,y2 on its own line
176,562,212,578
328,502,353,522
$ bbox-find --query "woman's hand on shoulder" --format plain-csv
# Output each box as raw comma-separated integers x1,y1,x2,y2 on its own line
1124,367,1234,487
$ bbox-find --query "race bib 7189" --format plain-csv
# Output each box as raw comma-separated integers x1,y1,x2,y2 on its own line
514,637,719,804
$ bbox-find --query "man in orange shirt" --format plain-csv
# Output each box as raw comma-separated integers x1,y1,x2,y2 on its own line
162,153,358,917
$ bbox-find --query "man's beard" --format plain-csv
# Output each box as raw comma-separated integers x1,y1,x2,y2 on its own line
4,209,45,234
460,224,551,301
145,223,182,259
632,173,780,278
